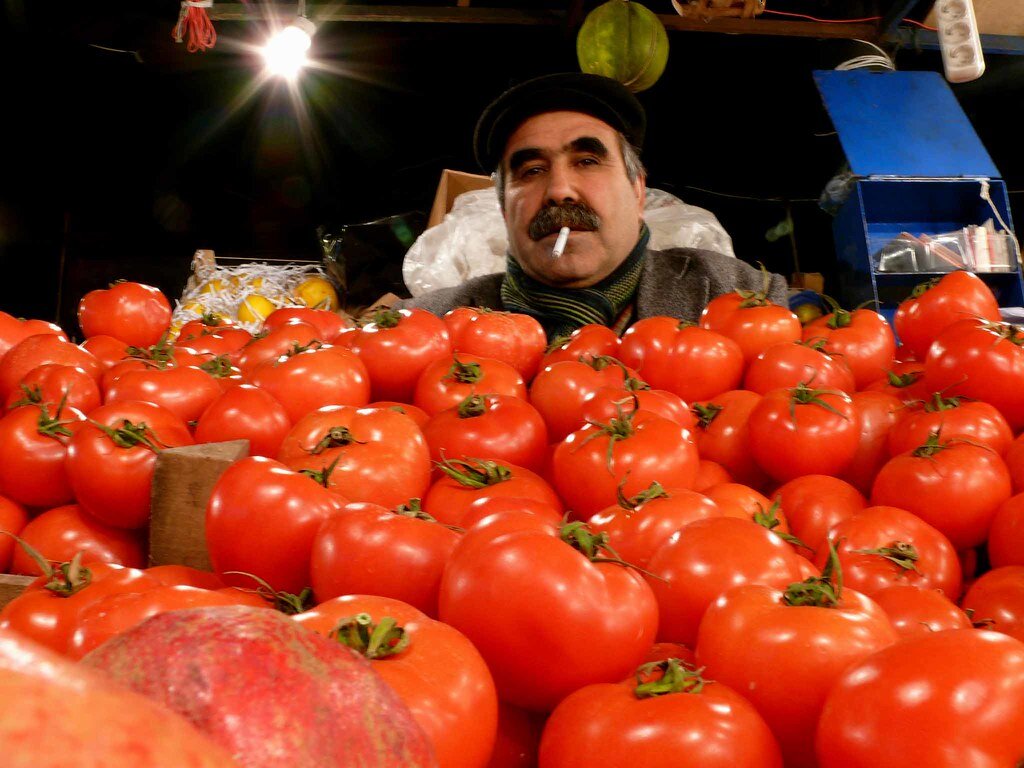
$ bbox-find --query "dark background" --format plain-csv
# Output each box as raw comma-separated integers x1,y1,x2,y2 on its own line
2,0,1022,334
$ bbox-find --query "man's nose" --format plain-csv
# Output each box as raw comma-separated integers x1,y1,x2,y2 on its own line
544,162,578,205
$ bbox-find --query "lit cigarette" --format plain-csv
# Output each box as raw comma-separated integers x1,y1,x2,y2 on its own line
551,226,570,259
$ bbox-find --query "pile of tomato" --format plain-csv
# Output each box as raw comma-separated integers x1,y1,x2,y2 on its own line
2,269,1024,768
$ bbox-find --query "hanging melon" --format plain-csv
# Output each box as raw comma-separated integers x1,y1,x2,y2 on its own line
577,0,669,93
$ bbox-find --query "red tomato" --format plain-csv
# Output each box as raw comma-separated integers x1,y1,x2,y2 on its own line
422,394,548,473
174,327,253,363
772,474,866,556
444,307,547,382
579,383,695,432
747,383,860,484
0,403,85,508
368,400,431,430
422,459,563,527
0,495,29,572
194,384,292,458
78,334,130,371
646,516,808,646
860,360,928,404
840,391,903,496
10,503,144,575
296,594,498,768
696,577,897,768
802,305,896,389
870,584,971,638
693,459,732,491
105,364,223,425
277,405,431,508
414,353,527,417
888,393,1013,458
816,630,1024,768
206,455,346,594
439,514,658,711
699,291,802,366
486,702,545,768
65,400,194,529
263,306,348,342
989,493,1024,569
702,482,775,523
618,318,744,402
539,659,782,768
1006,433,1024,494
348,308,453,403
552,411,698,520
961,565,1024,643
67,585,248,659
77,281,172,348
588,485,722,569
923,318,1024,432
235,321,321,380
870,437,1012,550
0,312,65,362
691,389,768,489
249,345,371,423
144,564,226,590
743,340,855,395
540,323,620,368
893,270,1001,361
460,495,563,531
0,335,101,402
529,355,639,442
309,500,462,616
5,363,101,414
819,505,962,599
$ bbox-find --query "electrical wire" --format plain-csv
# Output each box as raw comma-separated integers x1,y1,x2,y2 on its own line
760,6,938,31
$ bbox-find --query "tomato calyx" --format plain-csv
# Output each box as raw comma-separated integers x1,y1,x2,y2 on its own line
911,431,948,459
586,354,622,372
330,613,410,660
560,520,658,579
309,426,365,454
884,369,923,389
124,335,176,368
199,355,236,379
634,658,707,698
788,382,849,422
299,456,342,487
283,340,325,359
579,408,637,470
783,540,843,608
437,457,511,488
222,571,314,614
456,394,488,419
920,391,965,413
90,418,168,453
618,480,669,510
735,264,775,308
8,383,45,409
909,276,942,300
753,500,808,551
444,356,483,385
691,402,723,430
33,401,76,441
622,376,651,393
850,541,921,575
45,552,93,597
369,308,403,329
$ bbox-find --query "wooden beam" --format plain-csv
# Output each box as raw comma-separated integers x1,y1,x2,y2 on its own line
208,3,880,39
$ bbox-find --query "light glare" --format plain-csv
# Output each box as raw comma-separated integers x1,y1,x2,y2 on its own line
262,19,314,80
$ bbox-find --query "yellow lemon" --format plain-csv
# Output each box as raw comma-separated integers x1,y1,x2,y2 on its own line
181,300,206,315
237,294,276,324
293,276,339,311
198,278,228,294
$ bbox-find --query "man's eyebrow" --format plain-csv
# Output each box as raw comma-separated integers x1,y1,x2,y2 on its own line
508,147,545,174
566,136,609,157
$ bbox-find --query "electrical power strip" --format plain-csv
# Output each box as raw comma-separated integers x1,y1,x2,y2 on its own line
936,0,986,83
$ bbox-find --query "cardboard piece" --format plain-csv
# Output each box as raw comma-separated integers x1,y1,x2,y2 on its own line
148,440,250,571
427,169,494,229
0,574,34,610
791,272,825,293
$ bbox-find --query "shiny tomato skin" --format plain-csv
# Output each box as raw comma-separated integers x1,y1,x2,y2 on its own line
105,364,224,425
699,294,802,366
871,584,971,639
1006,434,1024,495
819,505,962,599
528,356,636,442
860,360,928,404
77,281,172,348
988,493,1024,569
871,440,1012,550
579,386,695,432
696,583,897,768
0,495,29,571
422,461,563,527
4,363,101,414
0,403,85,508
348,308,453,403
0,335,102,402
0,312,66,362
618,318,745,402
78,334,130,371
249,345,371,423
297,594,499,768
439,514,658,712
415,353,527,417
693,459,732,491
444,307,547,383
422,394,548,473
235,320,321,379
66,400,194,529
816,629,1024,768
309,501,462,617
887,398,1013,458
143,565,226,590
539,670,782,768
206,456,346,594
553,412,698,520
691,389,768,489
840,391,903,496
893,270,1001,361
194,383,292,458
961,566,1024,643
540,323,620,368
802,307,896,389
263,306,348,342
742,341,855,396
460,495,563,531
702,482,776,525
772,474,866,556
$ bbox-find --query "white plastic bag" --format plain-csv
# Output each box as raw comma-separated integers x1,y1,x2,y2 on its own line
402,186,735,297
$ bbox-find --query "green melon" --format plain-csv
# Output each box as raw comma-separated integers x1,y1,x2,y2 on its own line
577,0,669,93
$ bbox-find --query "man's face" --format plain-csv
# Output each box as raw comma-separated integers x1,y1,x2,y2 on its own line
500,111,646,289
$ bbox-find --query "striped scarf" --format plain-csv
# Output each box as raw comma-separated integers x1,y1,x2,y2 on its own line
501,224,649,340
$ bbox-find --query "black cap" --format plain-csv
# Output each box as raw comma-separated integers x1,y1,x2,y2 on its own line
473,72,646,172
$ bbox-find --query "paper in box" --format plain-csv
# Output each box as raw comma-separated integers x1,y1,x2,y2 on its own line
427,169,494,230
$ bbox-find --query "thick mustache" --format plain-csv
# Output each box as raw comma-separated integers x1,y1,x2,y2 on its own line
528,204,601,241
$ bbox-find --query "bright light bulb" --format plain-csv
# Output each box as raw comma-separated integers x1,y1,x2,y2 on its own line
262,17,316,79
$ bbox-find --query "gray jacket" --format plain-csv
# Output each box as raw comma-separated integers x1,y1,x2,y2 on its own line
394,247,789,325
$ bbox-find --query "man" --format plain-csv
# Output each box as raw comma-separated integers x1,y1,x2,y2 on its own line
396,72,788,338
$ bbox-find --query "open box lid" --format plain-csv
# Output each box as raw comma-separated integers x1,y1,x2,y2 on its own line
813,70,1001,180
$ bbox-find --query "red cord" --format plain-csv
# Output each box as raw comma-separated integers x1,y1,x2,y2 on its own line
173,4,217,53
761,7,938,32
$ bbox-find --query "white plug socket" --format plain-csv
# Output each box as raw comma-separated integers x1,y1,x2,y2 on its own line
937,0,985,83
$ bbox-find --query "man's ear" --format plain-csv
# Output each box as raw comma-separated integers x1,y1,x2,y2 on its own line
635,172,647,213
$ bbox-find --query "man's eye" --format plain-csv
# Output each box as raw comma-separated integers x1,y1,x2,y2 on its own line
577,157,600,167
519,166,545,178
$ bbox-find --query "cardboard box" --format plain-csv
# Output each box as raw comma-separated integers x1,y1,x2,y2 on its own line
0,574,34,610
148,440,250,571
790,272,825,293
427,169,494,229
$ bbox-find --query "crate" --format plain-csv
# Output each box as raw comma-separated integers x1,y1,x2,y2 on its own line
815,70,1024,321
